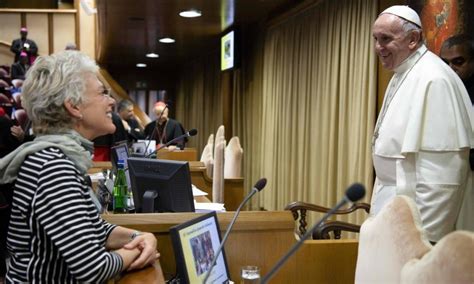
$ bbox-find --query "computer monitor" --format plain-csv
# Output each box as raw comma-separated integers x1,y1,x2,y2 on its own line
127,157,195,213
170,212,230,284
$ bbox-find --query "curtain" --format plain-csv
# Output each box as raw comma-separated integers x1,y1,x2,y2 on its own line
176,0,378,230
234,0,377,228
175,54,223,155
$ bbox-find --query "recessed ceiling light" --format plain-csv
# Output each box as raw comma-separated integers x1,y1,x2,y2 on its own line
159,37,175,43
179,9,202,18
136,63,147,67
146,53,159,58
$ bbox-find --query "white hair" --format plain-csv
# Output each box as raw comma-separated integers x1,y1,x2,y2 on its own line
22,51,98,134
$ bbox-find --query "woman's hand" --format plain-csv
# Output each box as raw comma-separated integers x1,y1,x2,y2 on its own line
123,232,159,271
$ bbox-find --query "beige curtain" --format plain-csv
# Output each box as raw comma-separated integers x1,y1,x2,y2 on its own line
175,54,223,155
233,0,377,228
176,0,378,230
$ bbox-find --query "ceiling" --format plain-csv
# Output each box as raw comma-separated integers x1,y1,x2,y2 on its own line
96,0,301,72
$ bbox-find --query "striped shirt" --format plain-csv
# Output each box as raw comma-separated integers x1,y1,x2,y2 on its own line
6,147,123,283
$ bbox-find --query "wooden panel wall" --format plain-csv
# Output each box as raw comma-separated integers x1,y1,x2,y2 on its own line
26,13,49,54
0,0,57,9
53,13,76,53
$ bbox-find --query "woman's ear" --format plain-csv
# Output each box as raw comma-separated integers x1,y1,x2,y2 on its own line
64,99,83,120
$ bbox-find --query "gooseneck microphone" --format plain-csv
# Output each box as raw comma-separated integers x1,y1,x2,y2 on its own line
260,183,365,284
145,128,198,158
203,178,267,284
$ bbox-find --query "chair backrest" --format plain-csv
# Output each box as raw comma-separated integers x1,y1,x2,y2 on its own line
224,136,243,178
200,134,214,177
355,196,431,284
212,125,225,203
285,201,370,239
400,230,474,284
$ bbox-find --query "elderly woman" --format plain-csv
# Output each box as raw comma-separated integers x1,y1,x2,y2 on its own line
0,51,158,282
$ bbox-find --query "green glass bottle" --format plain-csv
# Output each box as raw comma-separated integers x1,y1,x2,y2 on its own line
113,160,127,213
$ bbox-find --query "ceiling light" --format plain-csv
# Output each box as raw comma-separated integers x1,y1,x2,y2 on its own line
136,63,147,68
146,53,159,58
179,9,202,18
159,37,175,43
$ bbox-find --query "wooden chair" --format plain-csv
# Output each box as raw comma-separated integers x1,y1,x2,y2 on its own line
285,201,370,239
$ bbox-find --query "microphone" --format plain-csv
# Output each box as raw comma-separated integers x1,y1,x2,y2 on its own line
144,104,168,154
145,128,198,158
260,183,365,284
203,178,267,284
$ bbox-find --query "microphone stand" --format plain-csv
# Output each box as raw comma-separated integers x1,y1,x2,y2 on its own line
145,130,195,158
261,183,365,283
203,178,267,284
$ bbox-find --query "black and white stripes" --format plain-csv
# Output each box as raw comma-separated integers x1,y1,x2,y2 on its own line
6,147,123,283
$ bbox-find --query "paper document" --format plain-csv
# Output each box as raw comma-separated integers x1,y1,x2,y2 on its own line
192,184,208,196
89,172,106,182
194,201,226,213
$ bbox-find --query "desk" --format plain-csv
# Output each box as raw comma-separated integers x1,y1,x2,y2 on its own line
103,211,358,283
156,147,198,161
189,162,244,211
109,260,165,283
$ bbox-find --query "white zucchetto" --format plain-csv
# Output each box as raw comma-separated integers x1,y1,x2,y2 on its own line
380,5,422,28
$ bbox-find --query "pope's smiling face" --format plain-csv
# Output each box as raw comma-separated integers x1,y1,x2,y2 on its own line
373,14,418,71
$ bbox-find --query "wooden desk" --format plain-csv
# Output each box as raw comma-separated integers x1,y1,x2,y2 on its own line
89,161,113,174
189,163,244,211
103,211,358,283
156,147,198,161
109,260,165,283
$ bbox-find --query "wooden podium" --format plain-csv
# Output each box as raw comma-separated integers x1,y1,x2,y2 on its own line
104,211,358,283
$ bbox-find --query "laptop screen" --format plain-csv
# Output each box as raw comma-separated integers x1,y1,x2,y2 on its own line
170,212,230,283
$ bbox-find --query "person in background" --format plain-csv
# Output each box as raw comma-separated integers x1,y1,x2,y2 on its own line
10,27,38,65
440,34,474,104
144,101,187,150
370,6,473,243
117,99,145,143
440,34,474,231
65,42,78,50
0,115,21,158
0,51,158,282
10,52,29,80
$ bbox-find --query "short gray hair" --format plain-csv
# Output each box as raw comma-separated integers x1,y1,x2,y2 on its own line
400,19,423,44
22,51,99,134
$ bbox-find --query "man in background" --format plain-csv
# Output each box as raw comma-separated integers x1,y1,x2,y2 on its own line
440,34,474,104
144,101,187,150
10,52,29,80
10,27,38,65
440,34,474,231
117,99,144,143
370,6,473,242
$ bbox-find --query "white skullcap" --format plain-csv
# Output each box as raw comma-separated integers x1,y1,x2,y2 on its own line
380,5,422,28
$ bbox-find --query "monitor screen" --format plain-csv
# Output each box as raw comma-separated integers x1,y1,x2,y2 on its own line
170,212,230,284
221,30,235,71
127,157,195,213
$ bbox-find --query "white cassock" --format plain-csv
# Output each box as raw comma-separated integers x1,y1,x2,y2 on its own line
371,44,474,242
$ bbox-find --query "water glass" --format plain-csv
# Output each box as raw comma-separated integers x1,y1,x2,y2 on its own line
241,265,260,284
